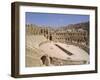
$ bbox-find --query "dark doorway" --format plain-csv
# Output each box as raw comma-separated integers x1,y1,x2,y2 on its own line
49,34,52,40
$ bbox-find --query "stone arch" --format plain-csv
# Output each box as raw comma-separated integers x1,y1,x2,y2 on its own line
49,34,52,41
41,54,51,66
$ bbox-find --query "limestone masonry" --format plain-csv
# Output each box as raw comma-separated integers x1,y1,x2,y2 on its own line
25,22,89,67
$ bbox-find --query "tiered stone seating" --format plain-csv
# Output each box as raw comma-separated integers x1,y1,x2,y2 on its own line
26,35,47,48
26,35,48,67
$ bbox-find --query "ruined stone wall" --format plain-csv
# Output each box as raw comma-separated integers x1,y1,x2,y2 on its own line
26,24,89,47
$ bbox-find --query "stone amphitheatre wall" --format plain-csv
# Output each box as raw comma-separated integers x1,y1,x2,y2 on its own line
26,23,89,52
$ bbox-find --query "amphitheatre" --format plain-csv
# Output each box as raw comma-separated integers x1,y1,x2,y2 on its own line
25,22,89,67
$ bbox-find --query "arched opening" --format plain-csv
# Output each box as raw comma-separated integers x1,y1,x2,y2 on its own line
41,55,51,66
49,34,52,41
41,55,47,65
41,29,43,34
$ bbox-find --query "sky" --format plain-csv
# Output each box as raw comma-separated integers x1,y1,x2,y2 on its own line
26,12,89,27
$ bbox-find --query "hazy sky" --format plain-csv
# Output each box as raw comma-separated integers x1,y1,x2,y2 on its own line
26,12,89,27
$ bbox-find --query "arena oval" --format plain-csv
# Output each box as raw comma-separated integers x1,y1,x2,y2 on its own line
39,42,89,66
